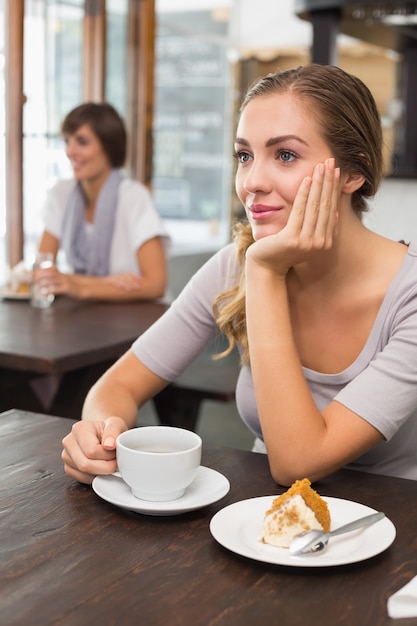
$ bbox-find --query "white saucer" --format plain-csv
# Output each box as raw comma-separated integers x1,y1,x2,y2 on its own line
92,466,230,516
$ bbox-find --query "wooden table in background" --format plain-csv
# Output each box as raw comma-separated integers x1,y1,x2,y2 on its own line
2,409,417,625
0,296,168,417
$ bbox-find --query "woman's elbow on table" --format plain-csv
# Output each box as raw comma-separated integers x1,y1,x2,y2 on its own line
268,462,331,488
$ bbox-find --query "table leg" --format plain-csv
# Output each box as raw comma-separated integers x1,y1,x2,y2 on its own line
152,386,202,431
49,361,115,418
0,361,115,419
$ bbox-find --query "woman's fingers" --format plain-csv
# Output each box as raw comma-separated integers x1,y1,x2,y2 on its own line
313,158,340,247
290,158,339,249
61,419,122,483
325,164,341,243
299,161,326,236
286,175,312,234
62,447,117,482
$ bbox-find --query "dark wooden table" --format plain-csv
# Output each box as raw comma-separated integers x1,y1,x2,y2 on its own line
2,409,417,626
0,296,168,417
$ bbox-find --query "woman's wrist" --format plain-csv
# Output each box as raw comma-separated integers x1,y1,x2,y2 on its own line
245,254,289,284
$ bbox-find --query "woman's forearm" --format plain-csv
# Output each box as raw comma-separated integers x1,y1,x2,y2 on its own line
246,250,383,486
81,350,169,428
246,259,381,485
246,260,337,483
54,272,166,301
81,376,140,428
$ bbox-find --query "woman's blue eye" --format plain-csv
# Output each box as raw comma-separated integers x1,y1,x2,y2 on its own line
278,150,296,163
233,151,251,164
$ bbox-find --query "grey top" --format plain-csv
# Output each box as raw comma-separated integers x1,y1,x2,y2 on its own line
133,241,417,480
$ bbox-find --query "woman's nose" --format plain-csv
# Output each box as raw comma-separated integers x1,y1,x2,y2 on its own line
242,161,272,194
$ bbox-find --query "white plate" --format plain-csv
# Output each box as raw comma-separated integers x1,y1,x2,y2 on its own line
210,495,396,567
92,465,230,516
0,286,30,300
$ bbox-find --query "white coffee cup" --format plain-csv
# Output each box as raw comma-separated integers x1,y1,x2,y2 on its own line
116,426,202,501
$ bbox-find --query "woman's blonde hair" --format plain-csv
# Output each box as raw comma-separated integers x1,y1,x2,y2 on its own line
214,64,384,363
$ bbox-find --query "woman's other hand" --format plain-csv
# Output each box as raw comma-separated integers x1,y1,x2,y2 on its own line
61,416,128,484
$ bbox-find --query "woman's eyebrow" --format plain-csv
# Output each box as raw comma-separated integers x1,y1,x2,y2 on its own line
266,134,309,148
234,137,249,146
234,134,309,148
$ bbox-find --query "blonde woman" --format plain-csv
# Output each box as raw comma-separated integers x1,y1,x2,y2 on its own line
63,65,417,487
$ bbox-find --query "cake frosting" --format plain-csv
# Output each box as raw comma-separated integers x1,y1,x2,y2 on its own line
262,478,330,548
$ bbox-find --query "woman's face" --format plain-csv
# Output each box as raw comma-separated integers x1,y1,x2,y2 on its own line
235,92,333,241
64,123,111,183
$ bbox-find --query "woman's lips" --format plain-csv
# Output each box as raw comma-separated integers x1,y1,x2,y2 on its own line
249,204,283,220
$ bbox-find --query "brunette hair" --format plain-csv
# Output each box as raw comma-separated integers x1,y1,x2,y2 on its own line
214,64,384,363
61,102,127,168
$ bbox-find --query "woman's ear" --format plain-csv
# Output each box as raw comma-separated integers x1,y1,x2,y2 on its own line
341,171,365,194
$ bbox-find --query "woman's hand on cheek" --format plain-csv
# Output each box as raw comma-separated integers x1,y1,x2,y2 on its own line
246,158,340,276
293,157,340,250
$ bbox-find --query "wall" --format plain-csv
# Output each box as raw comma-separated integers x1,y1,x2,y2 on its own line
365,178,417,243
168,250,213,298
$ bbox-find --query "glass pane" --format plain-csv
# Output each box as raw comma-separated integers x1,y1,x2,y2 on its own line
106,0,128,117
0,0,5,281
152,7,234,251
23,0,83,263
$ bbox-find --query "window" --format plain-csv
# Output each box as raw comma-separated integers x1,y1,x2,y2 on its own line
152,6,234,252
23,0,84,262
106,0,128,117
0,0,5,280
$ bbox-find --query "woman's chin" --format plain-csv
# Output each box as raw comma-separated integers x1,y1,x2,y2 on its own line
251,224,284,241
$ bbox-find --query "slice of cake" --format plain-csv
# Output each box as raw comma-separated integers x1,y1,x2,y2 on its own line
262,478,330,548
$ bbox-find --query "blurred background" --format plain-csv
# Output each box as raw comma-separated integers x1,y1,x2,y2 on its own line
1,0,416,283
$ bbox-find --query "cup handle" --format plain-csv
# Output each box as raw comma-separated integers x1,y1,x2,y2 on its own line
112,470,122,478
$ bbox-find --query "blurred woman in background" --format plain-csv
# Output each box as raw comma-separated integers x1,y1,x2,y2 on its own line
37,102,170,301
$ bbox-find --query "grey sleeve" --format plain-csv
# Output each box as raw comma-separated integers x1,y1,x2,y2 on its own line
335,301,417,440
131,244,240,381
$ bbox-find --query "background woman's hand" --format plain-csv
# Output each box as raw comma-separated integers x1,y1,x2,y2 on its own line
106,273,144,291
246,158,340,276
37,266,81,297
42,269,145,299
61,416,128,484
